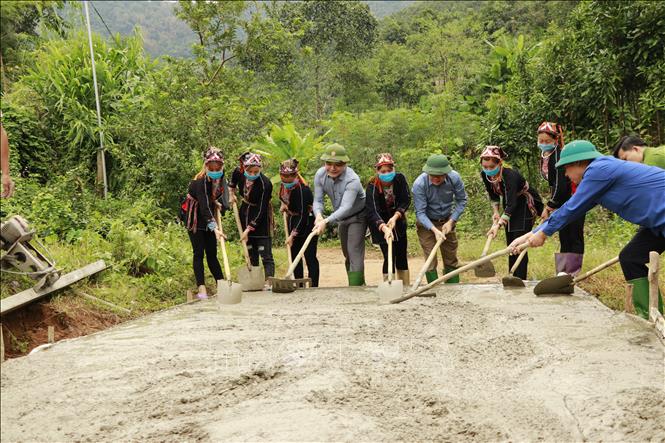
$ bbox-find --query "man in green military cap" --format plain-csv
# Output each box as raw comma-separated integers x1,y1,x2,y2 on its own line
313,143,368,286
411,153,468,284
510,140,665,319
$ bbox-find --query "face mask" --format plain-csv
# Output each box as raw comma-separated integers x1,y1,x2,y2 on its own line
483,166,500,177
378,171,396,183
244,171,260,181
538,143,556,152
206,170,224,180
282,179,298,189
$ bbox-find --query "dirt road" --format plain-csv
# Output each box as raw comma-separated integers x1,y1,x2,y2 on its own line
1,284,663,441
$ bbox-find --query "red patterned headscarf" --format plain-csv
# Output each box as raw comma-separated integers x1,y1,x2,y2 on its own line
279,158,299,174
480,145,507,161
375,153,395,168
204,147,224,164
243,153,262,168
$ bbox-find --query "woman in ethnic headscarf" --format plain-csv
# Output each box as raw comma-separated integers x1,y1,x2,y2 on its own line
537,121,585,276
182,147,228,299
366,153,411,285
238,153,274,284
279,158,319,286
481,145,543,280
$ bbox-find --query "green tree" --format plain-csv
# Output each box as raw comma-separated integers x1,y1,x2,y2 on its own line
175,0,246,82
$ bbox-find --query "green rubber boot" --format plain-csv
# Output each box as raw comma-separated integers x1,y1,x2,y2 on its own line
347,271,365,286
425,270,438,284
629,277,663,320
444,266,460,284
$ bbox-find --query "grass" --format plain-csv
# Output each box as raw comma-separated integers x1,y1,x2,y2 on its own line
2,215,663,321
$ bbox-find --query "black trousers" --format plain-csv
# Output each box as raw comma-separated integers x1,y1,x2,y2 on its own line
290,234,320,287
559,214,585,254
619,228,665,280
188,229,223,286
247,237,275,278
378,235,409,274
506,228,530,280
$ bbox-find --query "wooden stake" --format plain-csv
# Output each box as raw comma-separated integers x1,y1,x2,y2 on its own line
648,251,660,323
186,290,194,303
1,323,4,363
47,326,55,344
624,283,634,314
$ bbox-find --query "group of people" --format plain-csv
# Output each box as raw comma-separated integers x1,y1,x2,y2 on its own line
182,122,664,320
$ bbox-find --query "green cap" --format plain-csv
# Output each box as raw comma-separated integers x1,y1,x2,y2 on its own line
320,143,350,163
555,140,603,168
422,154,452,175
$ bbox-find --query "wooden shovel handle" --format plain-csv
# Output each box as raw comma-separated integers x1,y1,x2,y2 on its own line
395,243,527,304
481,233,494,256
283,212,293,267
509,247,529,274
387,235,393,283
215,210,232,279
573,256,619,283
411,236,444,290
231,201,252,267
284,230,317,278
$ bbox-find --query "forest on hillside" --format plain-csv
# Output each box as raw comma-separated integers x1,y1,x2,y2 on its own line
1,0,663,310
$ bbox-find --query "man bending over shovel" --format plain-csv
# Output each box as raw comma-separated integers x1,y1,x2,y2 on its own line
412,154,468,284
312,144,367,286
509,140,665,319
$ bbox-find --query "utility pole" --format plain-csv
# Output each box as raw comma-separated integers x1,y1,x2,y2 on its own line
83,0,108,198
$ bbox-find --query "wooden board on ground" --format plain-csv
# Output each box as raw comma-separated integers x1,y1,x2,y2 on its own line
0,260,107,316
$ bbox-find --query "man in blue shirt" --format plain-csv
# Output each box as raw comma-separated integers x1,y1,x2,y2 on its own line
412,154,468,284
313,143,367,286
510,140,664,319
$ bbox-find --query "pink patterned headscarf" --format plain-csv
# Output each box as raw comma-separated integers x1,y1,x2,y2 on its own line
243,153,262,168
480,145,507,161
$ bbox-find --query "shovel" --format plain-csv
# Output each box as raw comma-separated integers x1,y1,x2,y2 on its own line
410,236,444,292
214,210,242,304
390,245,519,304
534,256,619,296
501,246,529,288
231,201,265,291
377,235,403,304
474,229,497,278
270,230,317,293
283,212,293,271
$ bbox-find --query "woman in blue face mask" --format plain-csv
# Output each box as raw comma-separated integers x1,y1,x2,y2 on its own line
279,158,319,286
181,147,229,299
238,153,275,286
481,146,543,280
537,121,585,276
365,153,412,285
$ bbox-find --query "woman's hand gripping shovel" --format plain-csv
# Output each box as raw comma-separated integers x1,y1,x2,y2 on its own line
232,201,265,291
214,209,242,304
377,231,403,304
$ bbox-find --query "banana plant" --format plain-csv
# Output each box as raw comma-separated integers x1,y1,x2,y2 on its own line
252,122,329,184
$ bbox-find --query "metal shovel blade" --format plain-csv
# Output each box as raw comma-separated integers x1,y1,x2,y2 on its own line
474,260,496,278
217,279,242,304
533,274,574,296
377,279,404,304
237,265,265,291
502,275,525,288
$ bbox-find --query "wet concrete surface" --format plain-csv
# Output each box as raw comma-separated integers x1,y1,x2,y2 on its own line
1,284,663,442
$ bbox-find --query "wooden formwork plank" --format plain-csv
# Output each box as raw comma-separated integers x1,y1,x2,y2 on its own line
1,260,107,316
